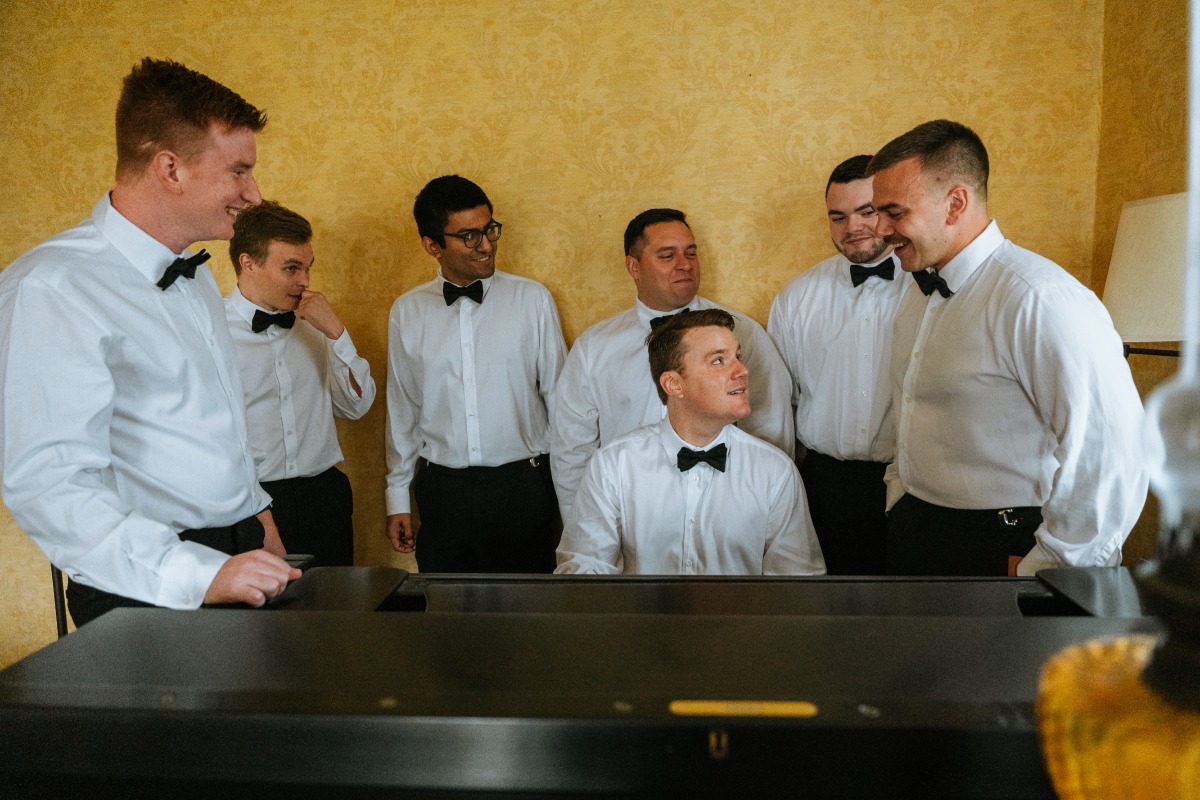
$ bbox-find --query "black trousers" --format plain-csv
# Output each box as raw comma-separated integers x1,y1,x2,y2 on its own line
798,448,889,575
261,466,354,567
886,493,1041,576
65,515,266,628
413,456,560,574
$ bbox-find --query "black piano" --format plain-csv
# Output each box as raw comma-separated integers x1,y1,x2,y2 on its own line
0,567,1157,798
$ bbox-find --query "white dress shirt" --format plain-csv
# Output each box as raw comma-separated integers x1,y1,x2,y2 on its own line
769,252,907,462
225,287,375,481
555,418,825,575
885,221,1148,575
550,297,795,518
0,195,272,608
385,270,567,515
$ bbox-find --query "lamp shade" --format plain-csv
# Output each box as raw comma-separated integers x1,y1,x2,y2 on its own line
1102,192,1188,343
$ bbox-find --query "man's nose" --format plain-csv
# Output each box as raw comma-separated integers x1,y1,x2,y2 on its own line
243,176,262,207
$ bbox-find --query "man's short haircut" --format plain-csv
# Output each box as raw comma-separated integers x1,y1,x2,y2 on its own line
825,154,874,194
413,175,493,247
624,208,690,258
645,308,736,405
865,119,989,200
229,200,312,275
115,58,266,179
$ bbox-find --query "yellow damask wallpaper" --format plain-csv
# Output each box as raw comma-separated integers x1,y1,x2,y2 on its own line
0,0,1180,667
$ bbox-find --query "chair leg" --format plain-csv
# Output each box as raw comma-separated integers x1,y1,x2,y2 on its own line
51,565,68,638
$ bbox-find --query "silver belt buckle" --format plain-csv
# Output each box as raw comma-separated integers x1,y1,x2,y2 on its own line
998,508,1019,527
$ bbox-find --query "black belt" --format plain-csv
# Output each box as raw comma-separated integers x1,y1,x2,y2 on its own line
421,455,547,476
801,447,887,475
903,493,1042,531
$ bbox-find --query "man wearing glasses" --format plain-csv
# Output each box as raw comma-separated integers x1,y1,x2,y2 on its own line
384,175,567,573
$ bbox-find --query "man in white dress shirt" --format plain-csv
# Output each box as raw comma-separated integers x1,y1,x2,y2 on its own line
555,308,825,575
226,200,376,566
550,208,794,519
0,58,299,625
768,155,906,575
867,119,1147,576
385,175,567,573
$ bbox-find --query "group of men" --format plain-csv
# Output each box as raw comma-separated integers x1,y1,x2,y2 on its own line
0,58,1148,626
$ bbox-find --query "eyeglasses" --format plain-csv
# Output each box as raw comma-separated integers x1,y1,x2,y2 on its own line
442,221,502,249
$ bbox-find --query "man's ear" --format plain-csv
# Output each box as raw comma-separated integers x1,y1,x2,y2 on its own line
945,184,970,226
625,254,640,283
421,236,442,260
237,252,258,275
660,369,684,400
151,149,185,195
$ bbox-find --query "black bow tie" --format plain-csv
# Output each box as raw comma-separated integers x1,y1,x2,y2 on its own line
251,310,296,333
850,257,896,287
650,308,691,330
443,281,484,306
912,268,953,298
157,249,210,290
677,443,728,473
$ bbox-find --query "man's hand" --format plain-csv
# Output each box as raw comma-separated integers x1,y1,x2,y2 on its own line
296,290,345,340
204,551,301,606
387,513,417,553
258,507,287,557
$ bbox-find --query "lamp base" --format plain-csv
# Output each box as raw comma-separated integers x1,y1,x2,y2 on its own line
1134,541,1200,710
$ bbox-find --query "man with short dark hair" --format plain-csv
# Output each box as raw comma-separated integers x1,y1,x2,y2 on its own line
0,58,299,626
550,208,794,519
555,309,824,576
226,200,375,567
385,175,567,573
768,155,904,574
867,119,1147,576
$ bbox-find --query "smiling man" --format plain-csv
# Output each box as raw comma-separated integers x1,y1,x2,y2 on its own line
226,200,375,567
550,208,794,520
555,309,825,576
768,155,906,575
0,58,300,626
385,175,567,573
866,119,1147,576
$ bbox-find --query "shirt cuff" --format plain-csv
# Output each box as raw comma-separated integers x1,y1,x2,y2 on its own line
385,485,412,516
155,540,231,609
1016,539,1060,577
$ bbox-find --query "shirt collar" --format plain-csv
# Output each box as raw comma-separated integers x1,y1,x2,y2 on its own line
656,415,730,459
93,193,199,287
227,286,280,328
936,220,1003,294
437,269,494,301
635,297,696,329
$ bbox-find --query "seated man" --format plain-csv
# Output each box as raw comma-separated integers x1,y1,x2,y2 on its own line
555,309,826,576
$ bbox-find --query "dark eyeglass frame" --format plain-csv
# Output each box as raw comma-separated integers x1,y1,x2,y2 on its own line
442,221,503,249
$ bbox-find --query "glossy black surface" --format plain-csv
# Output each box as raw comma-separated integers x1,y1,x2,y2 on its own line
0,568,1160,798
388,573,1066,616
